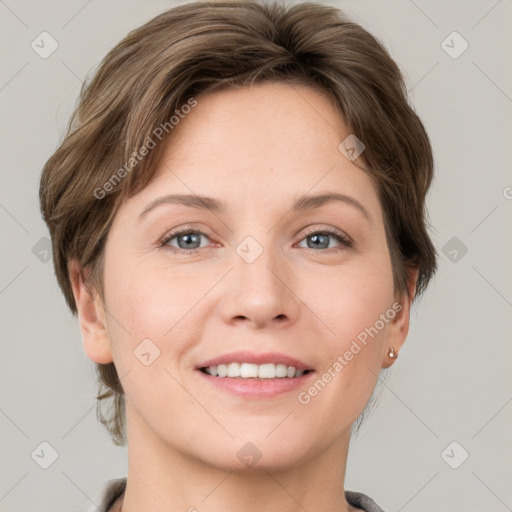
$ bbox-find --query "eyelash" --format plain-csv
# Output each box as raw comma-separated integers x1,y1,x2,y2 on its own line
158,226,353,254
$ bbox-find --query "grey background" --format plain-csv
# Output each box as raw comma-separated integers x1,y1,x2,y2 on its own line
1,1,511,511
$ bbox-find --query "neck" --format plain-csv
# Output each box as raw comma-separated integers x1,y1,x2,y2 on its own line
119,403,358,512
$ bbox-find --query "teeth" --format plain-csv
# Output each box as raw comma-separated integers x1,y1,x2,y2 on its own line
203,363,310,379
240,363,258,378
275,364,288,378
227,362,240,377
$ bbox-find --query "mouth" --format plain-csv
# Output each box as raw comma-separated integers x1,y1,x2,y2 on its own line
194,351,315,398
199,363,313,379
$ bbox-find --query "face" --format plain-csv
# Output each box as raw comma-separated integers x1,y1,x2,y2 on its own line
74,81,413,472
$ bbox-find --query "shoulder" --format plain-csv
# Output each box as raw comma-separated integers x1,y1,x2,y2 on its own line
345,489,386,512
76,477,127,512
77,479,384,512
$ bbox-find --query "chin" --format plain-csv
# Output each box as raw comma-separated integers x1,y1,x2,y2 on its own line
190,432,317,473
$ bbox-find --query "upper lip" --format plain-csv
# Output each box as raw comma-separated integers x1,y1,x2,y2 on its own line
195,351,313,371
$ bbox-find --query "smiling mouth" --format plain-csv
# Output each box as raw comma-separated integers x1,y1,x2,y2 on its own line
199,362,313,379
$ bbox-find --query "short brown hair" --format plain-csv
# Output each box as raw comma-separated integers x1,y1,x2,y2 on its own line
39,0,437,446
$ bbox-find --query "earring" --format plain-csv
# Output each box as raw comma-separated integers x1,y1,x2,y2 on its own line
388,346,398,359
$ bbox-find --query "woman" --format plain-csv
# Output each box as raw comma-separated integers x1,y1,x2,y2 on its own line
39,2,437,511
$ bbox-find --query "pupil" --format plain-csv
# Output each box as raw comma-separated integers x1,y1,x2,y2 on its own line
180,233,199,249
309,234,328,249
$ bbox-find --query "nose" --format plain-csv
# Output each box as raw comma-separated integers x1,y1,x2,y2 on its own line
220,240,301,330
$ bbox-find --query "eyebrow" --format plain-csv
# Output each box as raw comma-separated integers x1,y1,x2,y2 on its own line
138,192,371,222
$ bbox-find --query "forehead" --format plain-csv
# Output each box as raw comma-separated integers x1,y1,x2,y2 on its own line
123,81,382,222
161,81,347,177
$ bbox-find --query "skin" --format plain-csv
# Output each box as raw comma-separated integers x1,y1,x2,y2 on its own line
69,81,417,512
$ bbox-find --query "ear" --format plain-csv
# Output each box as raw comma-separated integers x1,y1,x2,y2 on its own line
381,267,419,369
68,260,113,364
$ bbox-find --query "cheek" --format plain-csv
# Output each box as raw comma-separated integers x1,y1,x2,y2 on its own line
102,262,207,419
301,250,394,408
102,255,204,369
306,249,395,345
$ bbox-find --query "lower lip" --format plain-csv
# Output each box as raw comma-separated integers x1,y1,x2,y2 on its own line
196,370,315,399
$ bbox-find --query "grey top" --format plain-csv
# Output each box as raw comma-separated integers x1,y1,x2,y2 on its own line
77,477,386,512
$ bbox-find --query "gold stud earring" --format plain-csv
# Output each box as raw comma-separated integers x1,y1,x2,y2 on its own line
388,346,397,359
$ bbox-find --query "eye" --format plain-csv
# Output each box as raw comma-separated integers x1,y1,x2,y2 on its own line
296,227,353,251
159,228,212,253
159,226,352,254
